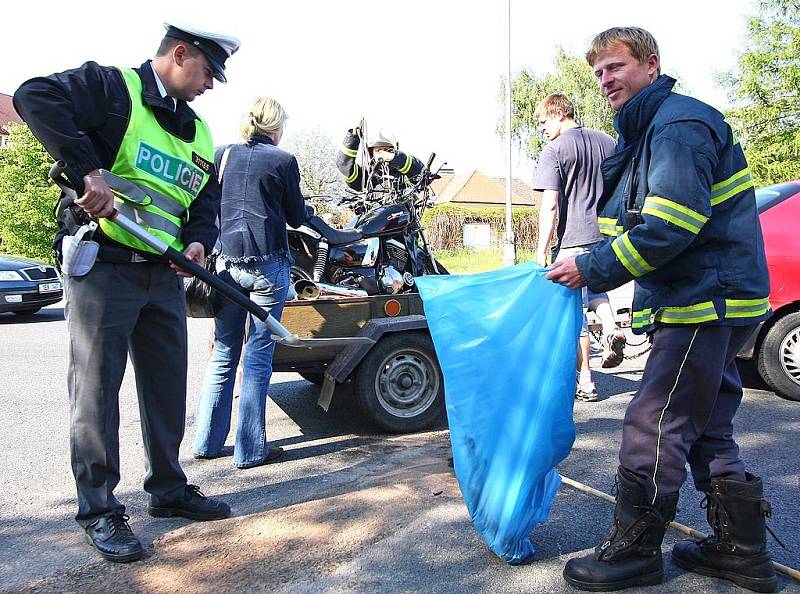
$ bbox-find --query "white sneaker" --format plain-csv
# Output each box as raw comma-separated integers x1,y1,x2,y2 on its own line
575,381,599,402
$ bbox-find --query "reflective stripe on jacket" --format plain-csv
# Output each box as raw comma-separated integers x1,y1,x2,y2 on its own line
576,75,770,334
100,68,214,253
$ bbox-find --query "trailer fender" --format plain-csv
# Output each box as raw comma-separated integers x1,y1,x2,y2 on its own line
317,314,428,410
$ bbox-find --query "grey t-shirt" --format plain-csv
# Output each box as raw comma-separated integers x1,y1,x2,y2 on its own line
532,127,616,250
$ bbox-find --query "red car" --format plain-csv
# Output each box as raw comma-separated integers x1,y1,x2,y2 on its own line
738,180,800,401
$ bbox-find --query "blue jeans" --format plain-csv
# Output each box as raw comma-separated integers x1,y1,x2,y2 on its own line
193,254,290,467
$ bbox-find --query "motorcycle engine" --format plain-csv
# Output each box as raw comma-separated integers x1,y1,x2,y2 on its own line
378,266,405,294
384,238,408,272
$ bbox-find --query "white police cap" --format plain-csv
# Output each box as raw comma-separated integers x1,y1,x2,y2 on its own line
163,22,240,83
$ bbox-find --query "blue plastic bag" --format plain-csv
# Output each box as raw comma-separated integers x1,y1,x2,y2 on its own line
416,262,582,564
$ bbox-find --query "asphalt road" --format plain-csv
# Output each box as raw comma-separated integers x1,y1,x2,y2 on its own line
1,302,798,593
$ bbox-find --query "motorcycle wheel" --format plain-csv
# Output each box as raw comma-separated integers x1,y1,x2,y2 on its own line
289,250,314,284
352,331,446,433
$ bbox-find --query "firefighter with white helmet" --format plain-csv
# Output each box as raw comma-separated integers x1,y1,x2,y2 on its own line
336,122,424,191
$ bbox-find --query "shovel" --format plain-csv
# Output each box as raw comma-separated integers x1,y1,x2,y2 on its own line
49,161,373,349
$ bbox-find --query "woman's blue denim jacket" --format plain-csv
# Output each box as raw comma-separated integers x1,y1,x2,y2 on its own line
215,135,306,261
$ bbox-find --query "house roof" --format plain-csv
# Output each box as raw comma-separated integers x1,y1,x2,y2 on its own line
0,93,23,136
430,169,540,208
489,176,540,205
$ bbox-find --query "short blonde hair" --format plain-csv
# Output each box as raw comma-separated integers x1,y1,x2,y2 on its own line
240,97,287,141
534,94,575,120
585,27,660,68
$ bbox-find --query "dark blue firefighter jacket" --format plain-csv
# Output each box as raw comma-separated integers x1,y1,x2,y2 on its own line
576,76,771,334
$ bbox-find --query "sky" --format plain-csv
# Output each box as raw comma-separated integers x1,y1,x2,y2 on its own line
1,0,756,179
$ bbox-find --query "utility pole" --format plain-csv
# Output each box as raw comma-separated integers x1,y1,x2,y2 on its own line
501,0,516,267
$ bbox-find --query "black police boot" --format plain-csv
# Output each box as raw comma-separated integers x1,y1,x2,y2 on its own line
671,473,778,593
84,513,144,563
563,466,678,591
148,484,231,521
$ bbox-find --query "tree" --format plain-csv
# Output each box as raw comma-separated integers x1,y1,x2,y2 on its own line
720,0,800,185
501,47,616,160
283,127,353,225
0,123,59,262
283,127,348,198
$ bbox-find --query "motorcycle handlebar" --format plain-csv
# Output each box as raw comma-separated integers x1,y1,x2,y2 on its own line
426,152,436,171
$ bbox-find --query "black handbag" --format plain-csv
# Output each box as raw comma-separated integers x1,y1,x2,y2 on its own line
185,146,232,318
184,252,221,318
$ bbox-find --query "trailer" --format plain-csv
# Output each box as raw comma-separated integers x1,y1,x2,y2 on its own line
273,289,633,433
272,293,445,433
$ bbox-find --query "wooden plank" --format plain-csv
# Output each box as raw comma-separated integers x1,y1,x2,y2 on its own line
273,293,426,370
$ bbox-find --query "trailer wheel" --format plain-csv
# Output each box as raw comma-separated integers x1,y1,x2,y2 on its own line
353,332,444,433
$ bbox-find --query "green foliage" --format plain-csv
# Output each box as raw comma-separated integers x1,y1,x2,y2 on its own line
720,0,800,185
422,203,537,223
435,247,536,274
501,47,616,160
422,204,540,251
0,123,58,262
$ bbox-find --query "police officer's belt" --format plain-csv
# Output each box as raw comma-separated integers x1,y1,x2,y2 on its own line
100,170,188,219
96,242,164,264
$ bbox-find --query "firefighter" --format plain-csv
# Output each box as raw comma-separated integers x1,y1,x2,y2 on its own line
336,124,424,193
547,27,777,593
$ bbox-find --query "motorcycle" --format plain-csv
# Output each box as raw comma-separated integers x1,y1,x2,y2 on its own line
287,153,448,298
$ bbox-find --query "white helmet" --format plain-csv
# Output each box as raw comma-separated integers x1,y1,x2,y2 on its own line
368,129,398,151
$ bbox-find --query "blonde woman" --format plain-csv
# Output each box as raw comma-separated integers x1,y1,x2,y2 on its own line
194,97,306,468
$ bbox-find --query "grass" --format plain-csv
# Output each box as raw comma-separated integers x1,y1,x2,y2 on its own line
435,248,537,274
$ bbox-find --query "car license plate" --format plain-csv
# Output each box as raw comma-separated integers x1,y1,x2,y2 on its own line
39,282,62,293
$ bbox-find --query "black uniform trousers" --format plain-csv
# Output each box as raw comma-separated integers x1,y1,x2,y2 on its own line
64,260,188,526
619,324,756,503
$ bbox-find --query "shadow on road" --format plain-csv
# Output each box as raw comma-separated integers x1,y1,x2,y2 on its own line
0,307,64,324
4,328,797,592
267,377,448,444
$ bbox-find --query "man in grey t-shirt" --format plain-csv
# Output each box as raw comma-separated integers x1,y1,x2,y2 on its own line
532,94,626,401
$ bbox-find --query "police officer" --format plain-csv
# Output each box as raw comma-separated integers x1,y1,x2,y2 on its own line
14,22,240,563
547,27,777,592
336,124,424,193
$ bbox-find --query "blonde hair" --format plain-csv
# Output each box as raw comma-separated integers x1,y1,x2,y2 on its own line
585,27,660,69
240,97,287,141
534,94,575,120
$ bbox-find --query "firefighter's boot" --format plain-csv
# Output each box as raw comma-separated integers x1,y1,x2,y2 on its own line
671,473,777,593
563,466,678,591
